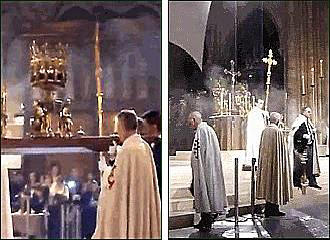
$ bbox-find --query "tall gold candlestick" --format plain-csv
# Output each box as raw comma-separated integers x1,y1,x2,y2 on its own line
311,67,315,86
220,91,224,114
228,93,232,115
311,67,316,125
301,75,305,95
320,59,323,78
95,21,103,136
319,59,323,125
284,92,288,126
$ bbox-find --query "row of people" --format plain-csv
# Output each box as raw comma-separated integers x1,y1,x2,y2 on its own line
245,101,321,189
9,168,99,213
188,104,322,231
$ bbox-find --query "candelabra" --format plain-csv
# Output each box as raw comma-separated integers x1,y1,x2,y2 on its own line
29,40,73,138
211,81,254,117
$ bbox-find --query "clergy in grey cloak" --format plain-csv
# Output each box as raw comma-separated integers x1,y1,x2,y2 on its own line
188,111,228,231
256,112,293,217
92,110,161,239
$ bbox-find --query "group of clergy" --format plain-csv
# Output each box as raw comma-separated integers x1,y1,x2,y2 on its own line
188,100,322,231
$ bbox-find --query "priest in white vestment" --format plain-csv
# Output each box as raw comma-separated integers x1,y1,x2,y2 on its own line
92,110,161,239
188,111,228,231
244,99,268,169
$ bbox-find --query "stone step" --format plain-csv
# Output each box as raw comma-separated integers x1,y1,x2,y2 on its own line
176,151,192,158
172,145,328,160
170,186,192,199
170,198,194,212
318,145,328,157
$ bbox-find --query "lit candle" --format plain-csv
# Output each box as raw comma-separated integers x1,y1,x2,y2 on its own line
302,75,305,95
220,91,224,113
320,59,323,77
311,67,315,86
229,93,232,113
244,94,248,111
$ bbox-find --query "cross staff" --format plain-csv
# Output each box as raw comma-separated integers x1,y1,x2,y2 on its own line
224,60,241,112
224,60,241,90
262,49,277,111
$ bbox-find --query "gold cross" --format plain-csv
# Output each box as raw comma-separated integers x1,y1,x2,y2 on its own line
262,49,277,111
262,49,277,85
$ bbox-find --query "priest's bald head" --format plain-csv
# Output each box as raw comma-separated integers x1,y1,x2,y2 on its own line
188,111,202,130
269,112,282,125
115,109,138,142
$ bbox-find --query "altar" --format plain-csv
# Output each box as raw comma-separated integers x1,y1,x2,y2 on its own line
209,115,246,150
1,155,22,239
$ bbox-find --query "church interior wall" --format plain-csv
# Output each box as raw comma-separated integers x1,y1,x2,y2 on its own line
168,1,328,154
1,1,161,178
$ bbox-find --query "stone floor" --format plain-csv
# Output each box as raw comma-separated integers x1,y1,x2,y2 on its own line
169,207,329,238
169,155,329,238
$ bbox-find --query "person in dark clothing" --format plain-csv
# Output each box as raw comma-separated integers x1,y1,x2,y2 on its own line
30,186,47,214
289,107,321,190
9,171,24,212
81,175,99,239
141,110,161,197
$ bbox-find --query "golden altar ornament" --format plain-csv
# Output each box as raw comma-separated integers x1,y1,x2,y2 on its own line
211,81,254,117
1,87,8,138
58,98,73,138
29,40,73,138
30,41,68,91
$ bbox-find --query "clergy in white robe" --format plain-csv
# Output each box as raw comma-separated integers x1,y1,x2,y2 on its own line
188,111,228,231
244,99,268,167
92,110,161,239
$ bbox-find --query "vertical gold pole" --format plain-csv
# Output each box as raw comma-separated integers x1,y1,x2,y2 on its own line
319,60,323,122
264,83,270,111
95,22,103,136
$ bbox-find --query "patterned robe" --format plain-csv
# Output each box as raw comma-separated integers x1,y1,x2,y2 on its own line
191,122,228,213
92,134,161,239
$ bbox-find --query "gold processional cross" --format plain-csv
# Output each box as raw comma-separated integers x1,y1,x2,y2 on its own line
262,49,277,111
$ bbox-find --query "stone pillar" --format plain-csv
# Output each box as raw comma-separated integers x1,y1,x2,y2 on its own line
286,1,300,126
307,1,314,112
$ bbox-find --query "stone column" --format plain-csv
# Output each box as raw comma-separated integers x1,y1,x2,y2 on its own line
307,1,314,111
286,1,299,126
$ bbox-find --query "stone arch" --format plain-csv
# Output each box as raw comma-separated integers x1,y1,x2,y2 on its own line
169,42,205,98
58,6,95,22
55,4,94,21
55,2,160,22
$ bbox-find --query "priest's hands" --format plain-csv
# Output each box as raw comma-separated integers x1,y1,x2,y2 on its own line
303,134,311,140
107,165,116,190
98,153,108,171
